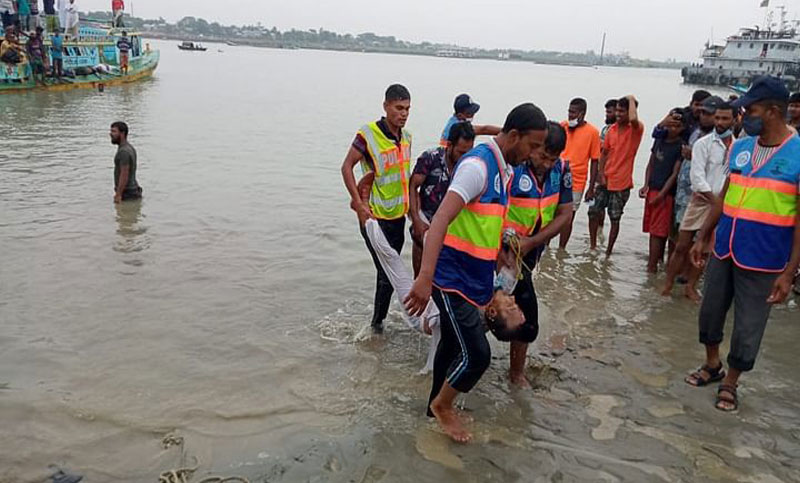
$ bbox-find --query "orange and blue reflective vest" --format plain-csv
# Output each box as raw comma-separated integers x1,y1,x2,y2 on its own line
714,135,800,272
434,141,510,306
358,122,412,220
504,160,566,237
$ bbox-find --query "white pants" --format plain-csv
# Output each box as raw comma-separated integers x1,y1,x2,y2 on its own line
364,219,441,374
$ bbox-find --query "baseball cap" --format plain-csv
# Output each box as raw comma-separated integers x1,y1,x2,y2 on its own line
731,75,790,109
454,94,480,116
701,95,725,114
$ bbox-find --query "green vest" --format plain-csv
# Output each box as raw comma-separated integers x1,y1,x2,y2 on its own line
358,122,412,220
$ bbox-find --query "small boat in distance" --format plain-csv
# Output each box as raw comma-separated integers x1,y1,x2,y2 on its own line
178,41,207,52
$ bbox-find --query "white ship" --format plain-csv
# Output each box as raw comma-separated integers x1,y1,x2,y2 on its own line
682,4,800,91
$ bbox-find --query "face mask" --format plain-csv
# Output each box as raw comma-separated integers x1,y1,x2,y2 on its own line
742,116,764,137
717,128,733,139
568,119,579,128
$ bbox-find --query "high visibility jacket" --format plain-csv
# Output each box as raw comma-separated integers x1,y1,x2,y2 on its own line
714,135,800,272
504,160,565,236
433,141,510,306
358,122,412,220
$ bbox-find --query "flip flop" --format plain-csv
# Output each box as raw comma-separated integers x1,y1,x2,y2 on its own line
685,364,725,387
715,384,738,412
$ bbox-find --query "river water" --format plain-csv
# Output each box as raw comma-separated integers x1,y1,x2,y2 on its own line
1,40,798,482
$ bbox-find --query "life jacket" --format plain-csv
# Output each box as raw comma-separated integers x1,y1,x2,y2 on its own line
357,122,412,220
433,141,510,306
714,135,800,272
504,160,565,236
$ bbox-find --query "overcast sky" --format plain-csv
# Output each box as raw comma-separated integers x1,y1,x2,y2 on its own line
79,0,800,61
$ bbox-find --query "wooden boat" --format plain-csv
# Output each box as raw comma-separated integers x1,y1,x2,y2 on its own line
0,25,159,94
178,41,207,52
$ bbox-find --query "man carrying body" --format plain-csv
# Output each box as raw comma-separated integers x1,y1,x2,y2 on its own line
662,102,735,300
685,76,800,412
559,98,600,249
409,122,475,276
111,121,142,203
340,84,412,334
405,103,548,443
440,93,501,146
116,30,130,75
501,121,573,386
588,96,644,256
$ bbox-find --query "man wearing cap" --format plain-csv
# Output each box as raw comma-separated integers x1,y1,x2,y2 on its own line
341,84,413,334
440,94,501,146
663,97,733,300
686,76,800,413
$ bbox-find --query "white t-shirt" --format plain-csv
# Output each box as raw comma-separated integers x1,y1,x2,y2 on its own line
447,139,511,204
448,157,488,204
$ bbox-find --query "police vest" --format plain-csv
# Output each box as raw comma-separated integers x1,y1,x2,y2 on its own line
433,142,509,306
357,122,412,220
714,135,800,272
504,160,565,236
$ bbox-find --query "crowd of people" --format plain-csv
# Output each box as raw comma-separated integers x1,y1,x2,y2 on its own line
1,1,131,84
341,78,800,443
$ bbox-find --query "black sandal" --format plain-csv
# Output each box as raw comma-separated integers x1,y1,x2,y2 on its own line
715,384,739,412
685,364,725,387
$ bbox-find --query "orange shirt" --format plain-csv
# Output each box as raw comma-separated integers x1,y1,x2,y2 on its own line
603,121,645,191
560,121,601,192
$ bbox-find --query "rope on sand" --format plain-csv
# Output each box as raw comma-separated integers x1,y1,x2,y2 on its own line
158,434,250,483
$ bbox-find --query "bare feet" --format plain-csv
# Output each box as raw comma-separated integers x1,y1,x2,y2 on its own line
509,371,532,388
430,400,472,443
684,287,701,303
660,283,673,297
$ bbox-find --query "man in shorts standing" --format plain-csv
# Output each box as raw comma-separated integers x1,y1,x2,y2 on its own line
588,95,644,256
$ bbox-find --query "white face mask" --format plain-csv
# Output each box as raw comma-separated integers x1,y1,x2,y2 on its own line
568,119,580,128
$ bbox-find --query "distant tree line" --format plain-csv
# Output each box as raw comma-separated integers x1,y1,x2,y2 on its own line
84,11,685,68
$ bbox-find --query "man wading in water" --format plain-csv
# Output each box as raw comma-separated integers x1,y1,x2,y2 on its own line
340,84,412,334
685,76,800,412
405,103,547,443
111,121,142,203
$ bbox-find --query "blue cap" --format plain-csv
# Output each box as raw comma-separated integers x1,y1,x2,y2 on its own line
731,75,790,109
454,94,480,116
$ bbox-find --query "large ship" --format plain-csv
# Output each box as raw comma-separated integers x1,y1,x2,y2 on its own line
682,5,800,91
0,24,159,94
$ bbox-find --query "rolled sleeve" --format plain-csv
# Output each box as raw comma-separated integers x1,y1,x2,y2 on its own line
690,138,712,193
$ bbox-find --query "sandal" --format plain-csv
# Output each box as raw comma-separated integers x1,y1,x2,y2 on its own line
715,384,739,412
685,364,725,387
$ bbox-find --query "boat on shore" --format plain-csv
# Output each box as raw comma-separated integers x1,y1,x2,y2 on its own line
683,5,800,91
178,41,207,52
0,25,159,94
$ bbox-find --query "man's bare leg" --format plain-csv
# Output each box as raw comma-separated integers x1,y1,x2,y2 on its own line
589,216,601,250
606,220,621,257
509,341,531,388
684,260,703,302
662,230,694,295
558,212,576,250
430,382,472,443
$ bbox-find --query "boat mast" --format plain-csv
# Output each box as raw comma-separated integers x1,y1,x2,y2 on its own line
599,32,606,65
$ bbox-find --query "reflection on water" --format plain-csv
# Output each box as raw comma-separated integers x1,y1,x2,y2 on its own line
0,41,798,482
114,199,150,257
